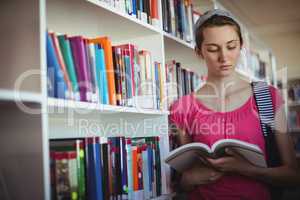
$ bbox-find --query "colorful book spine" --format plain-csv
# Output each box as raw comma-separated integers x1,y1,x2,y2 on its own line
120,137,128,199
150,0,159,27
69,36,90,102
90,37,117,105
112,47,123,106
142,144,150,199
57,35,80,100
75,140,86,200
124,50,133,106
67,151,79,200
86,137,104,200
54,152,71,200
50,136,162,200
50,32,73,99
154,137,162,195
125,139,133,200
86,41,98,103
47,32,68,99
94,44,109,105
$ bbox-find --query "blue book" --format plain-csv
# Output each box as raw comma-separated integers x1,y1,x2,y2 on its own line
94,44,109,104
132,0,137,17
87,137,104,200
124,54,133,106
147,145,153,194
93,137,104,200
46,32,67,98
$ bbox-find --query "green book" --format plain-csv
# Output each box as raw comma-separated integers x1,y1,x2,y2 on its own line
57,35,80,100
75,140,86,200
50,140,86,200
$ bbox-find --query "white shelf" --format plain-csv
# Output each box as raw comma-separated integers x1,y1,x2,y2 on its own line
151,193,175,200
289,101,300,107
86,0,162,34
163,32,194,49
290,128,300,133
164,33,206,75
47,98,169,115
0,89,42,103
47,0,162,43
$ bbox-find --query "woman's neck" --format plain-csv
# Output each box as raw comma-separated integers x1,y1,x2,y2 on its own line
206,71,239,96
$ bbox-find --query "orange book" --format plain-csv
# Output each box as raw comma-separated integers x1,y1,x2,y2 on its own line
90,37,116,105
132,146,139,191
49,32,73,97
151,0,159,19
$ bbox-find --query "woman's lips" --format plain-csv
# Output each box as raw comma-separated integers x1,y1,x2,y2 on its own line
220,65,231,70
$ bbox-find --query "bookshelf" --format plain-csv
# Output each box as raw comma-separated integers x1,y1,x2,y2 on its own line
287,78,300,159
0,0,278,200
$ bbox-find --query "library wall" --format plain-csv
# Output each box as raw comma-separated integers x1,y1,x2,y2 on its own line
263,32,300,79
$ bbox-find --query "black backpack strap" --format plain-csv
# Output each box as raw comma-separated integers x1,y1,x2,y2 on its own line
251,81,281,167
251,81,284,200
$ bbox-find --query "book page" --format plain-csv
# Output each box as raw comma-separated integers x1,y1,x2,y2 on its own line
165,143,212,172
211,139,267,168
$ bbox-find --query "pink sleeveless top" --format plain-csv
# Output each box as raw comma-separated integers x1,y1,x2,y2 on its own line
169,86,284,200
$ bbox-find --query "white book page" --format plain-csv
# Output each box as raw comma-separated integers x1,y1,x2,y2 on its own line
211,139,263,154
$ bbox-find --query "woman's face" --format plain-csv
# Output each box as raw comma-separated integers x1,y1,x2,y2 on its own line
199,25,242,77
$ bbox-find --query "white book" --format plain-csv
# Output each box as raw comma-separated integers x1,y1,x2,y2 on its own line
165,139,267,172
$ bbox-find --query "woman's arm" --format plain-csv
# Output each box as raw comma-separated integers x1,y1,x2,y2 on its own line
244,105,300,186
207,105,300,186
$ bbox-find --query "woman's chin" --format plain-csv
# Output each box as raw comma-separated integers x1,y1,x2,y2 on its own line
215,68,235,77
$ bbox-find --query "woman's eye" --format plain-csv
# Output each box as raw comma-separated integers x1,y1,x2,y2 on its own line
228,46,237,50
207,48,218,52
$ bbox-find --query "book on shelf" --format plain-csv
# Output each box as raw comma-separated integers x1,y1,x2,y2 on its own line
288,81,300,103
165,60,203,108
162,0,194,42
165,138,267,172
50,136,162,200
97,0,160,28
47,31,167,110
288,110,300,130
47,32,68,99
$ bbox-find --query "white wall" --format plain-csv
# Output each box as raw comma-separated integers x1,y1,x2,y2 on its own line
262,32,300,79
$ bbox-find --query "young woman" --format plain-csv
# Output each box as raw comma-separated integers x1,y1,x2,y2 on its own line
169,9,300,200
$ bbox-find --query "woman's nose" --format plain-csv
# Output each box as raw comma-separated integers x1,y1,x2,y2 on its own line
218,49,227,63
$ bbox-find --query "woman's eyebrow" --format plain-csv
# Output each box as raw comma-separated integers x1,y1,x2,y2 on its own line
227,39,239,44
205,43,219,46
205,40,239,46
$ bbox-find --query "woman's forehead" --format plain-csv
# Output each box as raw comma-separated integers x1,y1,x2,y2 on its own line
202,25,240,44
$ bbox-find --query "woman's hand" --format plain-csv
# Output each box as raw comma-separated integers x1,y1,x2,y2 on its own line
181,164,224,189
207,148,256,176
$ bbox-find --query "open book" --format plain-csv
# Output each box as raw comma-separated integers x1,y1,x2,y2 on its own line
165,139,267,172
